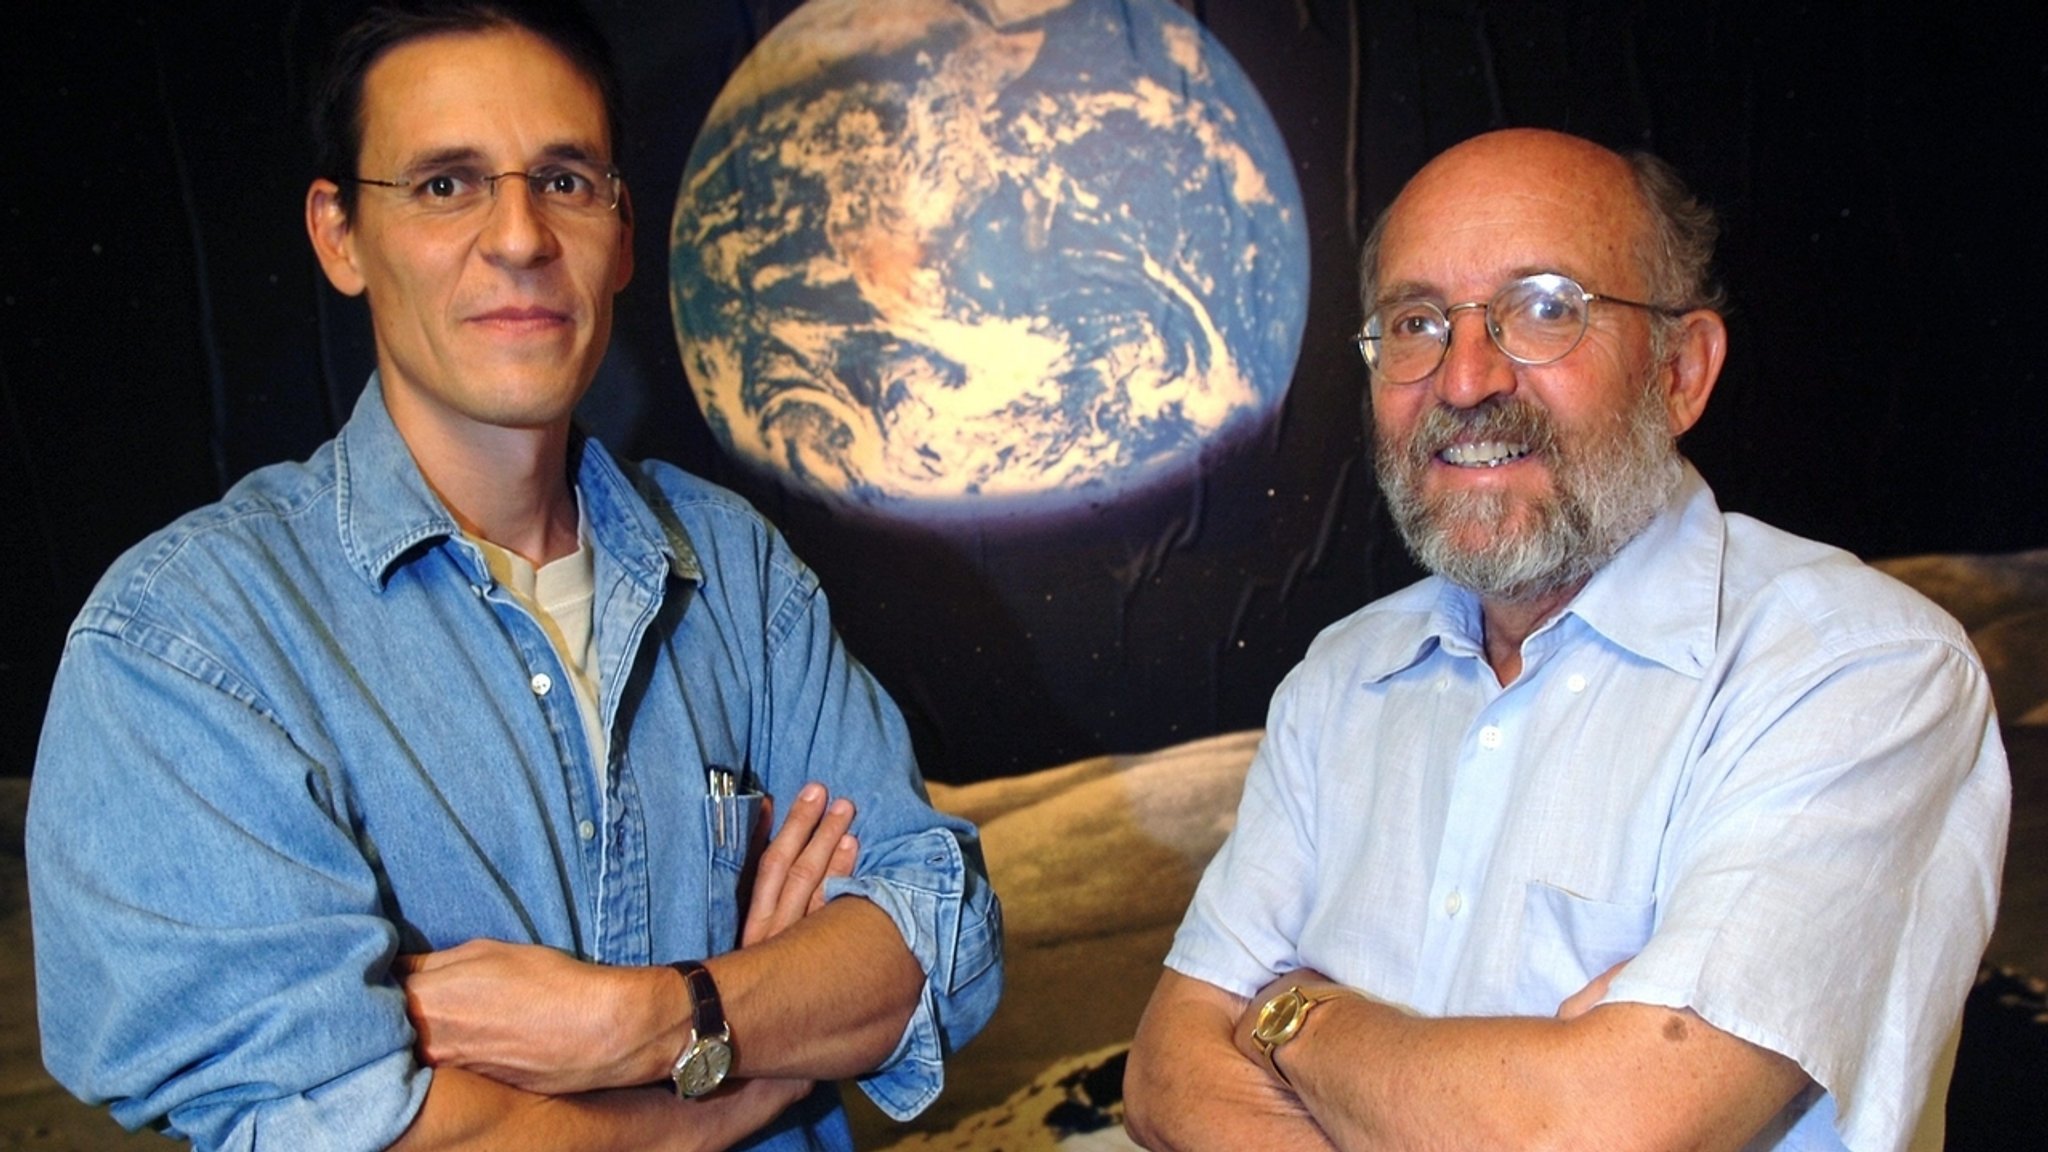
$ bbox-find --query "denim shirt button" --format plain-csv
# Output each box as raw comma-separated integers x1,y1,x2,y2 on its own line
530,672,552,696
577,819,596,841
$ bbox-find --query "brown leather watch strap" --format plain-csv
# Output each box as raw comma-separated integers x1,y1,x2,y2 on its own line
669,959,728,1043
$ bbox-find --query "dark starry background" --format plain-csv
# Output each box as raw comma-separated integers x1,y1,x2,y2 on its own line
4,0,2044,786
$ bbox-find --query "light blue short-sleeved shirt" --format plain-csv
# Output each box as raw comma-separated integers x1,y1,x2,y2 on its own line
28,380,1003,1151
1167,464,2008,1152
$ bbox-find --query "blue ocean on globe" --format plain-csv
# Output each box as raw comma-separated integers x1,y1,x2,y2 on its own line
670,0,1309,518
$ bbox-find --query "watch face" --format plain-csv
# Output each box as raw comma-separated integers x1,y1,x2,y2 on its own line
676,1039,733,1097
1253,990,1308,1044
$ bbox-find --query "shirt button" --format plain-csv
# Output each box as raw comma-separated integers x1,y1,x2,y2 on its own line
1567,673,1588,693
577,819,596,841
1444,891,1464,917
530,672,552,696
1478,725,1502,750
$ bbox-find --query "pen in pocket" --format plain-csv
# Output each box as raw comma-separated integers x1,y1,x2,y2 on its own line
707,764,744,851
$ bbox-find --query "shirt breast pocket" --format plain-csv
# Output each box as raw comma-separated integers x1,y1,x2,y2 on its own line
703,789,764,953
1513,880,1653,1015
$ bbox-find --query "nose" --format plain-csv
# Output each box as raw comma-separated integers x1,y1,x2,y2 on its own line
476,177,561,268
1432,306,1516,409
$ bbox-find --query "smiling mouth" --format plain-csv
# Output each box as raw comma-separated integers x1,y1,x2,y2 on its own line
1439,440,1532,468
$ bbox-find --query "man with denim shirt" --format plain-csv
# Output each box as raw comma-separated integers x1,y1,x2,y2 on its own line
1124,129,2007,1152
26,2,1000,1149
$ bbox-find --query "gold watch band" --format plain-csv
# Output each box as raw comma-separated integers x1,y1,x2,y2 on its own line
1250,983,1357,1086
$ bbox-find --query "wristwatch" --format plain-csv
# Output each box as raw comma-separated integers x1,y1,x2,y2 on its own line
1249,983,1356,1085
668,960,734,1098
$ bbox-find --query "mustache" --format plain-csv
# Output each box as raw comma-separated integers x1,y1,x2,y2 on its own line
1392,396,1562,462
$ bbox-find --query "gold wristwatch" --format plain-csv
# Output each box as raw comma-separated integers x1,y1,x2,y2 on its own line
1249,983,1355,1084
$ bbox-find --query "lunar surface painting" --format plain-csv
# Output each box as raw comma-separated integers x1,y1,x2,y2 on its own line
670,0,1310,519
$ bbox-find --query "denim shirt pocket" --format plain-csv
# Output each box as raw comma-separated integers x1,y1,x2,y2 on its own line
1513,880,1654,1015
703,790,764,953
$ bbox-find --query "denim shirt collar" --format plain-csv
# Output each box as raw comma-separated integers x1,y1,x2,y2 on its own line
331,376,701,591
1358,459,1725,684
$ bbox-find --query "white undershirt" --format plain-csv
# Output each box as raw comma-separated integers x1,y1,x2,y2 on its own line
471,495,606,780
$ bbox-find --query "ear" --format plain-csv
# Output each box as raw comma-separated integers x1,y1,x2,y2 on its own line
1659,308,1726,437
305,179,367,297
611,182,635,293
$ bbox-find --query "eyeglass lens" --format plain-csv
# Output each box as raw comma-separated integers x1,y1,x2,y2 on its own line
1361,274,1593,383
376,162,619,218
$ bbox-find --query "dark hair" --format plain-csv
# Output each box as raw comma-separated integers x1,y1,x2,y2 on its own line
310,0,625,217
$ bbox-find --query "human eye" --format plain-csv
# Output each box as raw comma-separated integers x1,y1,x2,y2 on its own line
408,167,483,209
1506,285,1583,329
1383,303,1445,341
531,163,604,207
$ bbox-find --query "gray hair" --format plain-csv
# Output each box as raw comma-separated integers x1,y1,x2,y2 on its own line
1626,150,1724,363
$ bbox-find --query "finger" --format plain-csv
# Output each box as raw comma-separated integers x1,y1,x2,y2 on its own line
392,947,464,976
406,937,499,969
736,796,776,948
772,797,854,929
808,833,858,915
742,784,826,946
827,832,857,879
1557,958,1629,1019
752,784,824,908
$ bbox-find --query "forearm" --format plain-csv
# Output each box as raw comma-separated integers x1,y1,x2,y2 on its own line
708,895,923,1079
403,788,924,1093
389,1065,802,1152
1275,995,1807,1152
494,895,921,1092
1124,971,1338,1152
1281,999,1590,1152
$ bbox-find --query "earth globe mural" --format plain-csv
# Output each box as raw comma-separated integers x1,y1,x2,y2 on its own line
670,0,1310,519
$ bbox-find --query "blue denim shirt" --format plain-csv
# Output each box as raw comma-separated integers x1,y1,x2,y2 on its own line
27,381,1002,1151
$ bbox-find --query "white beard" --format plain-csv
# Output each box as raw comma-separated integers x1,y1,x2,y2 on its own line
1375,382,1682,602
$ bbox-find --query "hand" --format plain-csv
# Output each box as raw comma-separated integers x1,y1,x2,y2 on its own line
1557,958,1630,1020
739,782,858,947
395,938,676,1095
666,1076,818,1152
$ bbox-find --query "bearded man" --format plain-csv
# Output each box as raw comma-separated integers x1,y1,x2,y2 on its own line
1123,128,2008,1152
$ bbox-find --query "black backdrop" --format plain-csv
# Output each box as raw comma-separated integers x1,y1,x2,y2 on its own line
5,0,2046,783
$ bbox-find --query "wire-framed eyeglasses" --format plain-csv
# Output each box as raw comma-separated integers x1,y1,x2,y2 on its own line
351,160,622,220
1354,272,1682,384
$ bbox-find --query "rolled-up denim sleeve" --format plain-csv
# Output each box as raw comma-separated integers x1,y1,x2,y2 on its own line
27,623,426,1152
754,532,1003,1120
825,825,1002,1118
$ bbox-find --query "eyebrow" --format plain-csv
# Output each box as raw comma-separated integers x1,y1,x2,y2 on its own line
1374,279,1437,307
393,141,612,175
1374,266,1576,306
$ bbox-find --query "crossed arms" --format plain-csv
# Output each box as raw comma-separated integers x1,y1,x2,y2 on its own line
1125,963,1809,1152
390,784,923,1152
